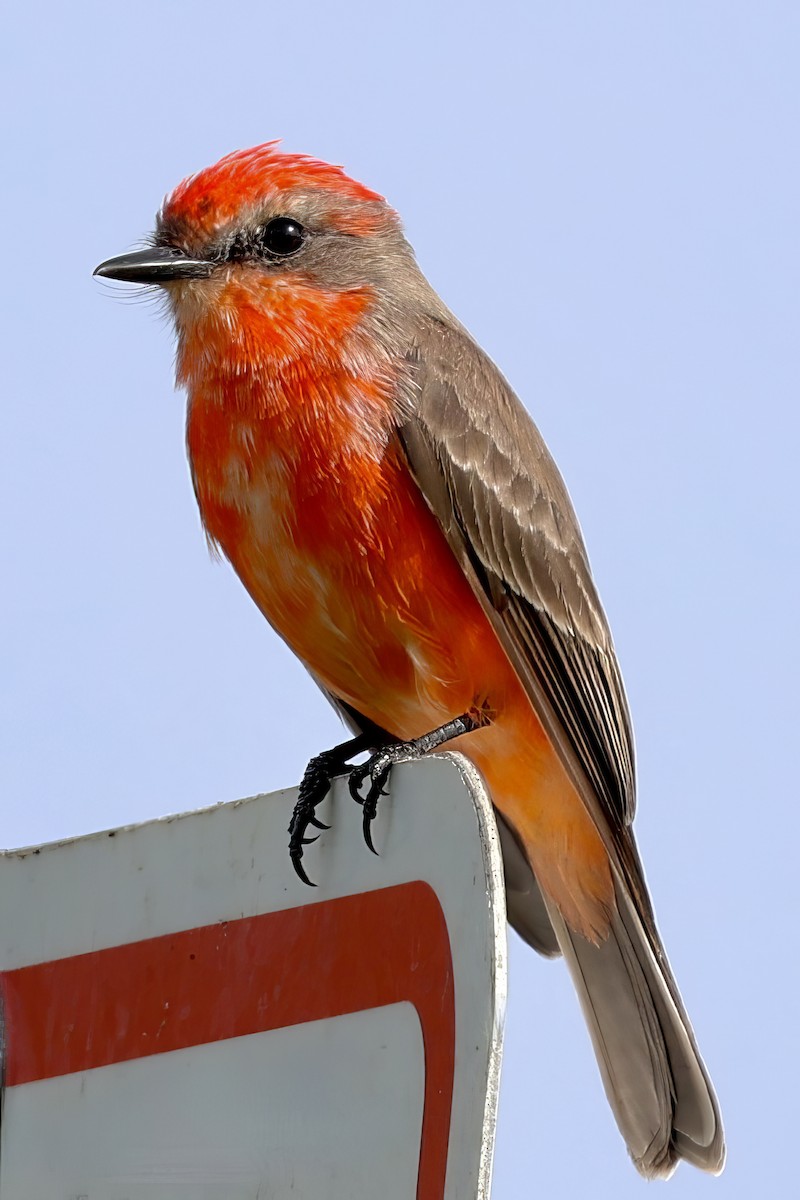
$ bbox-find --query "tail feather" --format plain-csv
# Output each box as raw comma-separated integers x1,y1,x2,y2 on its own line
542,870,725,1178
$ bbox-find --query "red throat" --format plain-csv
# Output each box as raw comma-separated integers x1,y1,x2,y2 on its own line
182,275,402,575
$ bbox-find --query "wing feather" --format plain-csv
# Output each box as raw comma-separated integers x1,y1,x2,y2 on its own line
398,316,636,839
391,314,724,1174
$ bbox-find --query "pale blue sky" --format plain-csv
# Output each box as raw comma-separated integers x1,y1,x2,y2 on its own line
2,2,798,1195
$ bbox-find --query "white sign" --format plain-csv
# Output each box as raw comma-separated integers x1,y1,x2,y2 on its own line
0,753,506,1199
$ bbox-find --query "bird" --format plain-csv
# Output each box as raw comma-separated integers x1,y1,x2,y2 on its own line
95,142,724,1179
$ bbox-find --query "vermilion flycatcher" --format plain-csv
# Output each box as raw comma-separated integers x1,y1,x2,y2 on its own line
96,143,724,1178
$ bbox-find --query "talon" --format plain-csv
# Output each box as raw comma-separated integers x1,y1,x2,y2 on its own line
288,731,381,884
348,770,367,805
290,852,317,888
363,810,379,855
347,751,394,854
291,716,478,879
359,768,387,853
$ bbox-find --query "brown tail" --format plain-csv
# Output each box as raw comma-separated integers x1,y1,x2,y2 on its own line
540,860,725,1178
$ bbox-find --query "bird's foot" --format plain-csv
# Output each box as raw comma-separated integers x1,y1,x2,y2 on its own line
348,711,483,854
289,711,485,881
288,733,372,886
347,743,418,854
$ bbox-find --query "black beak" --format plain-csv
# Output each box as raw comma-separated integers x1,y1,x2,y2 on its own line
94,247,215,283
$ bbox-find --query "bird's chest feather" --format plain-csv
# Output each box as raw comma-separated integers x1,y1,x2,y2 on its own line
185,363,468,714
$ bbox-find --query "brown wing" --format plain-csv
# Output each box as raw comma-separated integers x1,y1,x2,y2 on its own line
398,315,636,841
395,316,725,1176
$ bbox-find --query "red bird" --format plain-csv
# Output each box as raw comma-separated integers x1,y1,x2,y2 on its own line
96,143,724,1178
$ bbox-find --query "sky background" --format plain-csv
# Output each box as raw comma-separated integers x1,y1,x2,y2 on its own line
2,1,798,1195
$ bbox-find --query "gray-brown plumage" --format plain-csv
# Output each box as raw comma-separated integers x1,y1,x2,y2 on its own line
394,312,725,1178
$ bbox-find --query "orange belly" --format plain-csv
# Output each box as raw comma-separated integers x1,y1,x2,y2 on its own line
187,371,613,940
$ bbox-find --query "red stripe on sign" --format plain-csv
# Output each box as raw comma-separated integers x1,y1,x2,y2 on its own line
0,882,454,1200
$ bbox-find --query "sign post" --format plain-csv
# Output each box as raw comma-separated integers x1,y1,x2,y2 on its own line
0,753,506,1199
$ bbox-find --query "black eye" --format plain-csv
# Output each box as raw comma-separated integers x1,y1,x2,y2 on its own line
261,217,306,257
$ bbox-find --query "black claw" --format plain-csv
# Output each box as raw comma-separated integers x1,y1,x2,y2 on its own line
287,755,338,885
288,732,379,885
346,751,395,855
290,852,317,888
363,808,379,855
359,769,388,855
290,714,479,880
348,769,367,805
288,796,327,886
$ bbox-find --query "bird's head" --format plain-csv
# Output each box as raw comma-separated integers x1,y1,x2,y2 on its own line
95,143,422,378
